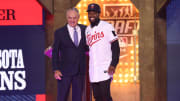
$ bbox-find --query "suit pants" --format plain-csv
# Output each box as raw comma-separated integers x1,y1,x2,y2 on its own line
57,74,85,101
91,79,113,101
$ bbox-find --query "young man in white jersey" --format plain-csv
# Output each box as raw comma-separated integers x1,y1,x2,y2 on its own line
86,3,120,101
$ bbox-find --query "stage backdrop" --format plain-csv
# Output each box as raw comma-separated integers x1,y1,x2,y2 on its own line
0,0,45,101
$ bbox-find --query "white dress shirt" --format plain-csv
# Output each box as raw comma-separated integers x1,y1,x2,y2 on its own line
67,24,81,45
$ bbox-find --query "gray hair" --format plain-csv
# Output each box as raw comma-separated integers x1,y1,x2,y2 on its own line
66,7,79,16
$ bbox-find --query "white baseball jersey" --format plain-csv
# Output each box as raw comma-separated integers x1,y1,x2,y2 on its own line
85,20,118,83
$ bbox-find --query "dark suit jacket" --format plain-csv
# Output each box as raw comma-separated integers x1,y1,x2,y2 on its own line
52,24,88,76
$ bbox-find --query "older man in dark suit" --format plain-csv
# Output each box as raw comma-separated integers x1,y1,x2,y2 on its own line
52,8,88,101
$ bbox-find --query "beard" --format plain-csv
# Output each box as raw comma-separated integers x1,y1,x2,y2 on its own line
89,18,100,28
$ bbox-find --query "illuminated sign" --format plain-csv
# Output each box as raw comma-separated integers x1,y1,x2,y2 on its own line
102,4,139,47
0,0,42,25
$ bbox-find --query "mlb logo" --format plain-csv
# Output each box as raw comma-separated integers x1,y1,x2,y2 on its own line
119,37,127,47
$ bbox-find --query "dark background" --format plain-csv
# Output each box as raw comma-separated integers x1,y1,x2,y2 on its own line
167,0,180,101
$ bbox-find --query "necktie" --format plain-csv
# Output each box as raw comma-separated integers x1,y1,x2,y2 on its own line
74,27,78,46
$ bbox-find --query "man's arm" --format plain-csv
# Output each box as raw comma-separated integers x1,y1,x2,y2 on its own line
108,40,120,75
52,30,63,80
52,30,61,71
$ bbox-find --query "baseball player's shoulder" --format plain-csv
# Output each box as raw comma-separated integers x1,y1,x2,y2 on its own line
100,20,114,28
85,25,91,31
100,20,108,24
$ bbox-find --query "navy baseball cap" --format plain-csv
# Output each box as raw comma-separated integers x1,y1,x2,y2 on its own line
87,3,101,13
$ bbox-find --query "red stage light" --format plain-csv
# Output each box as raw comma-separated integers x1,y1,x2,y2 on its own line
36,94,46,101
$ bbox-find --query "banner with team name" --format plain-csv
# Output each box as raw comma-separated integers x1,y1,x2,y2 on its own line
0,0,45,98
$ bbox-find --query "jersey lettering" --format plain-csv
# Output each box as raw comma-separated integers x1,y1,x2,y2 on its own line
87,31,104,47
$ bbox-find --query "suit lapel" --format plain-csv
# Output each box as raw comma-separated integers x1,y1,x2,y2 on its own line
78,25,84,47
64,25,77,47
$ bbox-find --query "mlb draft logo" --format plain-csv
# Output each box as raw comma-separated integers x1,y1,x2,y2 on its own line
101,3,139,59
